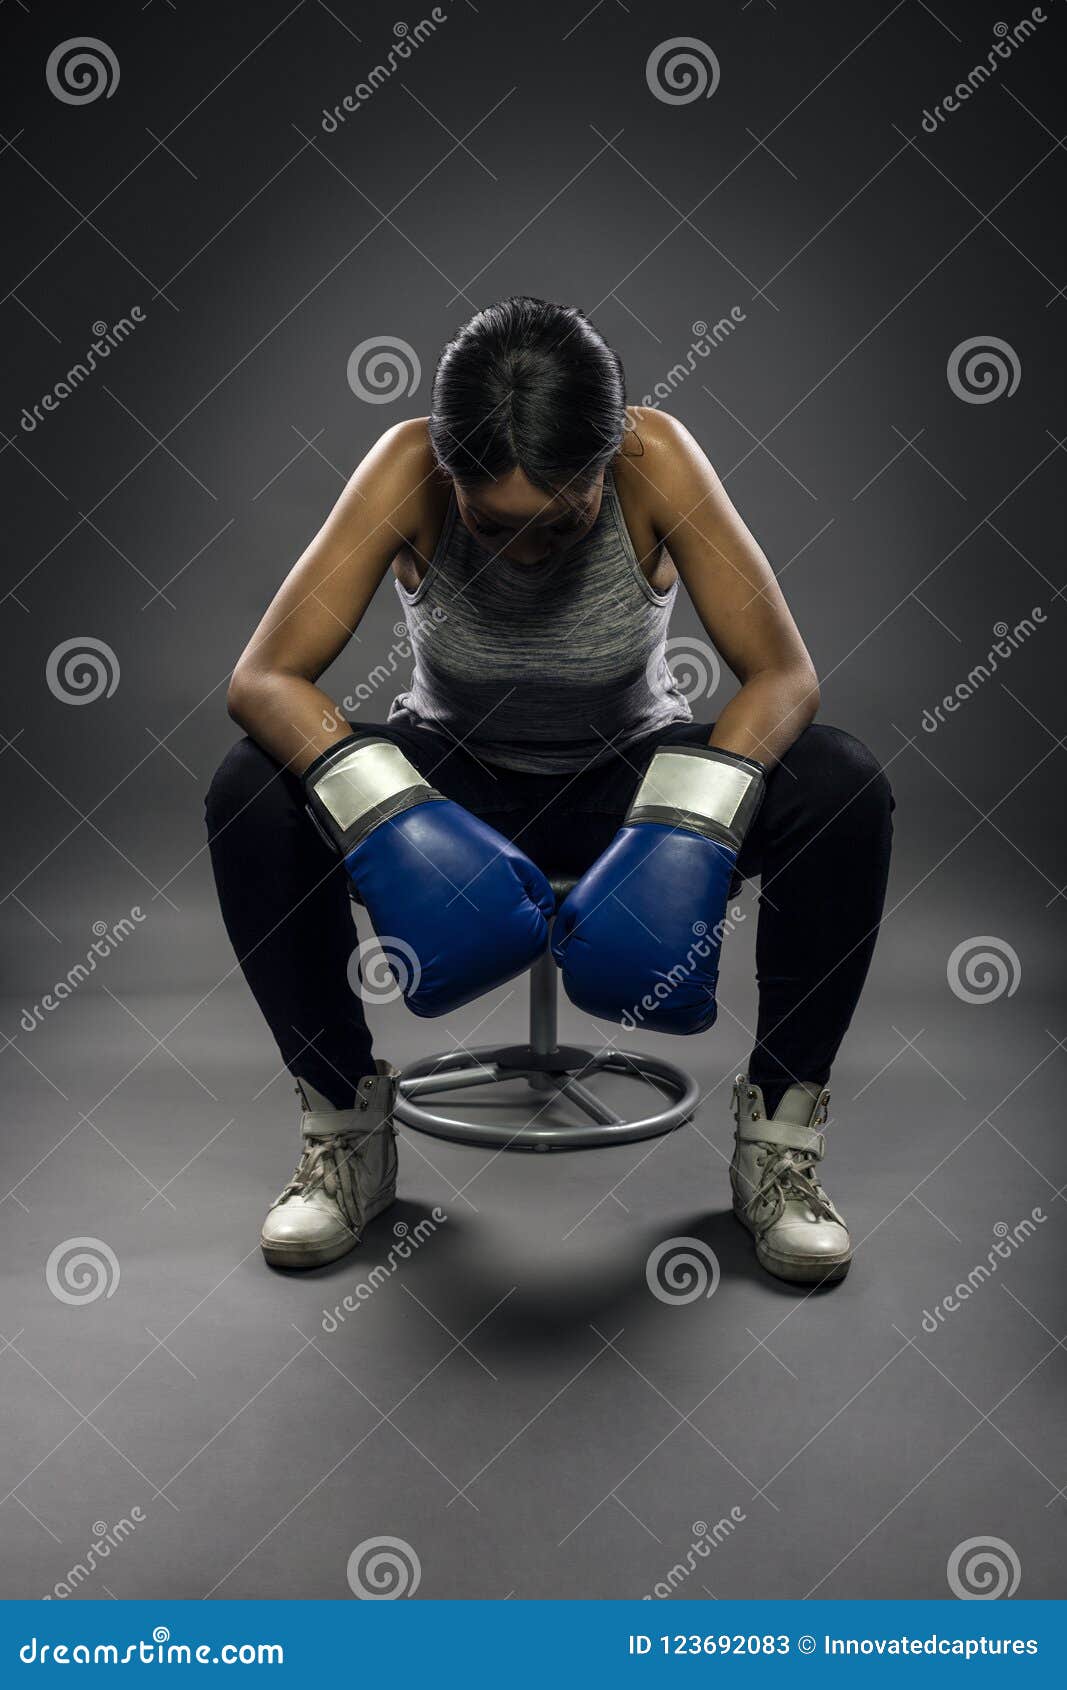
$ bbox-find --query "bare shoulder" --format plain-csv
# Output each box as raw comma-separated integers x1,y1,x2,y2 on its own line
358,417,450,551
363,415,442,502
614,407,715,525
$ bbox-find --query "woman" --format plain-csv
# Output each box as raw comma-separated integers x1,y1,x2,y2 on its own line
206,297,892,1285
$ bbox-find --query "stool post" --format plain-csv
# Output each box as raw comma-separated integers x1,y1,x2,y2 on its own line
529,946,559,1057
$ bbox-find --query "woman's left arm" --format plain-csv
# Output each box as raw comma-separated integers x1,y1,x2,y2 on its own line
642,410,820,767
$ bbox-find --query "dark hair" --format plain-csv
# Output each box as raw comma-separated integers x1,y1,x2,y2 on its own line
428,297,627,501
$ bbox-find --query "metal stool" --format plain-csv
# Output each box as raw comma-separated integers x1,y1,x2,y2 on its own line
396,876,699,1151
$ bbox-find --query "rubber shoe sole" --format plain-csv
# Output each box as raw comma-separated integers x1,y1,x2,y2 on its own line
733,1204,851,1285
259,1189,396,1271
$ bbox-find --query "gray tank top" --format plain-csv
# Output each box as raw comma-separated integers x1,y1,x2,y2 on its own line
388,467,692,773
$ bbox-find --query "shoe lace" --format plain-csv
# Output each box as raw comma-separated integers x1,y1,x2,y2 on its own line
749,1146,836,1226
277,1085,375,1207
278,1136,349,1205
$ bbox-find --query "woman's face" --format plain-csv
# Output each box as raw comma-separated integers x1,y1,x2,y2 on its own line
455,467,604,566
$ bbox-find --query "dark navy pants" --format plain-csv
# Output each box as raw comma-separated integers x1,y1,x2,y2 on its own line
205,721,893,1112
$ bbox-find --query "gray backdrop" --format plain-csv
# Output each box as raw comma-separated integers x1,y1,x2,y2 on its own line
1,0,1064,1604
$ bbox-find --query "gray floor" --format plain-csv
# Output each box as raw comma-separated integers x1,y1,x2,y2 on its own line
3,921,1064,1601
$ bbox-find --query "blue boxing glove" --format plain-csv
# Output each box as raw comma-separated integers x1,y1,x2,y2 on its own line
552,745,765,1034
304,736,554,1016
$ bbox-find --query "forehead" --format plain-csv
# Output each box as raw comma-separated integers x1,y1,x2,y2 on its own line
461,467,594,526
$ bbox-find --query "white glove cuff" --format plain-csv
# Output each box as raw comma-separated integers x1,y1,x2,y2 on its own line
304,737,442,853
627,746,766,851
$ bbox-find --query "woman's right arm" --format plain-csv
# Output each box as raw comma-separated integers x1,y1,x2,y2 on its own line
227,419,433,774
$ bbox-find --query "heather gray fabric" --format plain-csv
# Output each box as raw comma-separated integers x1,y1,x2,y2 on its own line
389,468,693,772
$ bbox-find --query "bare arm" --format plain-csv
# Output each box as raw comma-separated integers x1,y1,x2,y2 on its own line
638,409,819,767
227,420,435,774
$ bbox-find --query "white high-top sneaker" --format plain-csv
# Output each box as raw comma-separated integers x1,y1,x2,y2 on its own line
730,1076,851,1284
260,1060,399,1270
